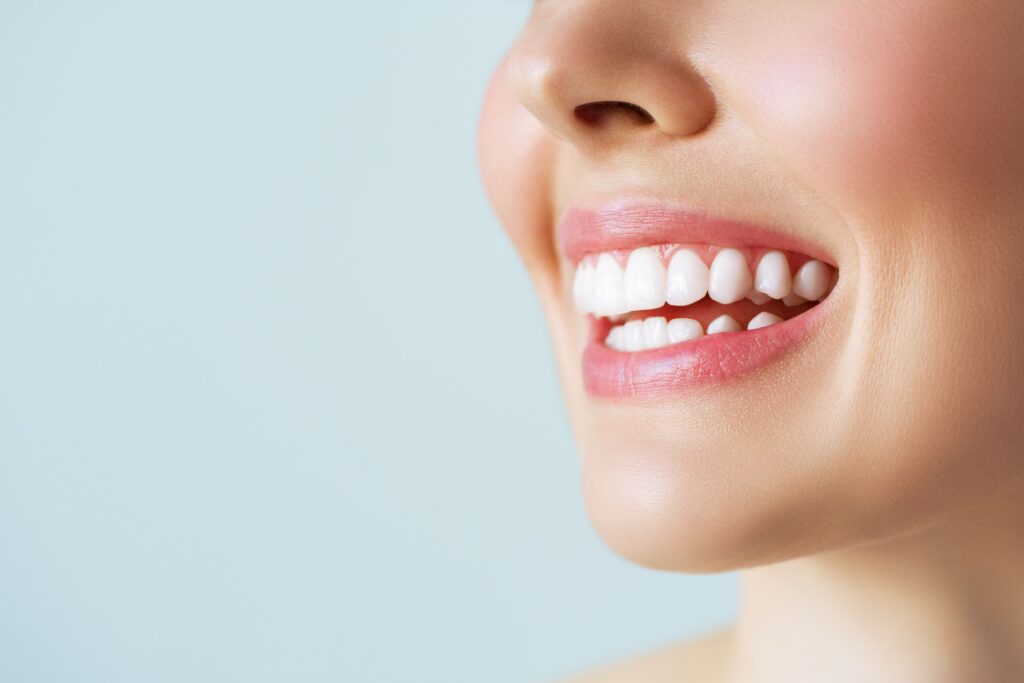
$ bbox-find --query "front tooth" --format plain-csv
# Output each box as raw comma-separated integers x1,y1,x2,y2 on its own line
783,293,807,307
624,247,667,311
605,325,626,350
623,319,645,352
747,312,784,330
666,249,709,306
593,253,628,317
642,316,670,349
573,260,596,313
667,318,704,343
707,314,741,335
792,260,832,300
754,251,792,299
708,249,752,304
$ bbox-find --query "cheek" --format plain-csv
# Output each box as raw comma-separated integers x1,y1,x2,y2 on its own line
698,2,1024,545
715,2,1024,216
478,57,587,421
478,57,559,271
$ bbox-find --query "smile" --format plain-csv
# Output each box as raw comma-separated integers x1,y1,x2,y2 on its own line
562,203,839,397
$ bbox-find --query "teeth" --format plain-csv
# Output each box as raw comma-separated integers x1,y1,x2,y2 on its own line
573,260,596,313
575,245,837,326
605,317,705,351
792,260,833,301
747,288,772,305
667,318,704,343
708,249,752,304
593,253,628,317
624,247,668,311
605,325,625,351
605,311,786,353
623,319,645,352
707,314,741,335
823,268,839,300
747,311,784,330
642,316,670,349
754,251,792,300
666,249,709,306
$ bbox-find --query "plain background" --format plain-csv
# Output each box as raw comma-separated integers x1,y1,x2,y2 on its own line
0,2,738,681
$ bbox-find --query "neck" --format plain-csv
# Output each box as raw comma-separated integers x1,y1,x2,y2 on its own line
728,501,1024,683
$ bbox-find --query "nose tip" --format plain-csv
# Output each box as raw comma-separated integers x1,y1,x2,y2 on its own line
506,7,717,151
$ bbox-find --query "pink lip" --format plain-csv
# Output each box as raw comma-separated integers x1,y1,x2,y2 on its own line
563,200,836,398
559,200,835,266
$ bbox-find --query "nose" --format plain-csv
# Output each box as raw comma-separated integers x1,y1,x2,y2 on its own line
506,0,717,153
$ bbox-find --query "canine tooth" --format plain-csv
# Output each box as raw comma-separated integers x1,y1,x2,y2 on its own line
667,318,704,343
708,249,752,304
642,316,670,349
593,253,628,317
666,249,709,306
623,320,645,352
793,260,832,300
754,251,792,299
783,293,807,307
605,325,626,350
707,314,741,335
747,312,784,330
573,260,596,314
747,289,772,305
624,247,667,311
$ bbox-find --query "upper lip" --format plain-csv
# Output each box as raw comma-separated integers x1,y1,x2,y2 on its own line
558,199,837,266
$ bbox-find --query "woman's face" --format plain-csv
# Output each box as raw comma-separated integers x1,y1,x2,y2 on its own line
478,1,1024,571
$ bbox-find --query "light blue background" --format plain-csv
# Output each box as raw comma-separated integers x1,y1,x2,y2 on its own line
0,2,737,681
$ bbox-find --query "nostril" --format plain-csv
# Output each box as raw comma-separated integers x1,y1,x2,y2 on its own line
574,101,656,127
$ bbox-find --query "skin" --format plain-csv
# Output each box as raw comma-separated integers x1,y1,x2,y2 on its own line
478,1,1024,682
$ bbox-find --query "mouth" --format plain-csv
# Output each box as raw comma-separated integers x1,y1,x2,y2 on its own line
562,202,839,398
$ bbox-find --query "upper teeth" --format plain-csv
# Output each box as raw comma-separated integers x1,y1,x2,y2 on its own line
573,245,836,317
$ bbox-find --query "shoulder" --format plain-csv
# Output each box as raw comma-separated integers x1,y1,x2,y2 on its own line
556,628,733,683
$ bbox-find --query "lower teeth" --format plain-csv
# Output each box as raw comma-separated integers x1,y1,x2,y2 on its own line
605,311,787,352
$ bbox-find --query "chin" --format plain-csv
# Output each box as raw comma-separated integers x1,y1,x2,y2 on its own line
577,436,811,573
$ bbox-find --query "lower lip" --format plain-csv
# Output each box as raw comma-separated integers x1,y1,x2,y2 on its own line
581,301,831,398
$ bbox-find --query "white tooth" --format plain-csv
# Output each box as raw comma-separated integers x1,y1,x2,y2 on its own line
593,253,628,317
573,260,596,314
605,325,625,350
708,249,752,304
642,316,670,349
667,318,704,344
665,249,709,306
783,293,807,307
819,267,839,301
707,314,741,335
623,320,645,351
792,260,832,300
624,247,667,311
747,289,772,305
747,312,784,330
754,251,792,300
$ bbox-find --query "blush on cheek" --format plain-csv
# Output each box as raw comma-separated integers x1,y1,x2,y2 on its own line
717,3,1024,211
478,58,560,269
